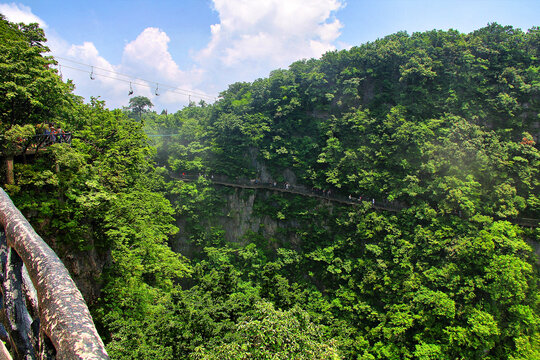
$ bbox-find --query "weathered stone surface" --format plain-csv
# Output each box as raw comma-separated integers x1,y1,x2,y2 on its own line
1,244,36,359
0,188,108,360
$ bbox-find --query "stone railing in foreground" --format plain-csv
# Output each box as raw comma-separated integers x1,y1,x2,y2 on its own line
0,188,108,360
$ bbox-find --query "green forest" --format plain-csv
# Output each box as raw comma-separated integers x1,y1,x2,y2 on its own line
1,14,539,359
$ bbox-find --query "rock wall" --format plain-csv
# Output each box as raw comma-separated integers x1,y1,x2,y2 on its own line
218,189,286,245
59,246,110,305
170,186,306,257
35,223,110,305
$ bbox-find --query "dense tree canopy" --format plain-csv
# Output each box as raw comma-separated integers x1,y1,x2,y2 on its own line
141,23,539,359
2,17,538,360
0,15,70,135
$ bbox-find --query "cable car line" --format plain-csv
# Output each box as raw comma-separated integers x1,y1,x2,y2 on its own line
57,63,216,101
57,63,215,101
52,55,216,100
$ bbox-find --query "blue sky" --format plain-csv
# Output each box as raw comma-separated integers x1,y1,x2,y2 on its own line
1,0,538,112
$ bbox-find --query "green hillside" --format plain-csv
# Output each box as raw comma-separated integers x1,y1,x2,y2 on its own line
2,15,539,359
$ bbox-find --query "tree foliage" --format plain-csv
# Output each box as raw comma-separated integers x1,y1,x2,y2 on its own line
127,95,154,120
0,15,70,138
2,18,539,360
139,23,539,359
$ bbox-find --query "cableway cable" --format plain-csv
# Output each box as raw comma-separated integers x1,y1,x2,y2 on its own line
58,64,206,100
52,55,217,101
56,63,216,102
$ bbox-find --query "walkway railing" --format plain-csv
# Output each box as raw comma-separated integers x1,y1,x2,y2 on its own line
29,133,72,146
172,173,539,228
2,133,73,158
18,133,73,155
172,174,407,212
0,188,108,360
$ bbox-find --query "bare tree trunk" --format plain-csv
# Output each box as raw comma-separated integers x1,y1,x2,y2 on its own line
4,158,13,186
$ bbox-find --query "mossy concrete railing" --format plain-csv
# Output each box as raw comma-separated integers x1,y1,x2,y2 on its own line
0,188,108,360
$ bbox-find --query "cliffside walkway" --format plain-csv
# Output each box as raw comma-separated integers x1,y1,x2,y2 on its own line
172,174,405,212
171,173,539,228
0,188,108,360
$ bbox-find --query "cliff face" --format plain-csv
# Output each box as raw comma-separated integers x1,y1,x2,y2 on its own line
218,189,301,245
170,186,311,257
60,246,110,305
30,218,109,304
42,231,110,305
169,163,314,257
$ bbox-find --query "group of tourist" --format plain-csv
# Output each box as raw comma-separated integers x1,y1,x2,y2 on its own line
43,124,69,144
348,194,373,204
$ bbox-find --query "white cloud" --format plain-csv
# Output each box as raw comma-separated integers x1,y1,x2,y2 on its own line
61,42,149,107
2,2,214,110
199,0,344,68
59,30,212,109
68,42,114,72
123,28,184,80
1,1,346,112
0,3,47,28
58,0,347,110
120,27,209,106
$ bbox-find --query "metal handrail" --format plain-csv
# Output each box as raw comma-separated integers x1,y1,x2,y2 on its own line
171,173,539,226
0,188,108,360
23,133,73,150
172,173,406,212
